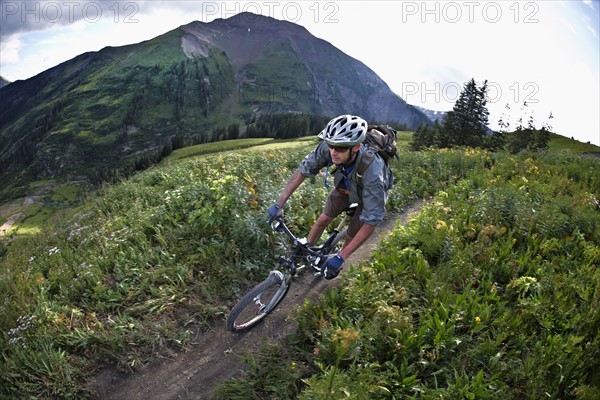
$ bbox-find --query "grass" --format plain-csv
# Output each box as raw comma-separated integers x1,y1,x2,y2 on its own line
0,137,487,398
547,132,600,155
15,204,48,236
48,184,82,205
1,134,599,398
394,131,414,150
0,181,87,240
240,40,315,110
159,138,276,164
217,149,600,400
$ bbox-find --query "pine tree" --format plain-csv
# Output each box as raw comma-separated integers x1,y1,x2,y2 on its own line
508,110,534,154
534,112,553,151
410,122,439,150
508,103,551,153
485,103,510,151
439,78,490,148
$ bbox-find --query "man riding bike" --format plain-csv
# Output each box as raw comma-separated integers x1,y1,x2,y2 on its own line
267,115,394,280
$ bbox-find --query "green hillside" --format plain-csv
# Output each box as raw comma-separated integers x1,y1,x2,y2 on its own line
0,13,431,202
547,132,600,155
1,137,599,398
0,28,237,196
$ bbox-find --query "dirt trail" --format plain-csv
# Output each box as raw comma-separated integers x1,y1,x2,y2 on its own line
0,197,34,236
88,200,425,400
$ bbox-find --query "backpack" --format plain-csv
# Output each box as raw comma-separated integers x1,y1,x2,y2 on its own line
355,125,398,187
363,124,398,164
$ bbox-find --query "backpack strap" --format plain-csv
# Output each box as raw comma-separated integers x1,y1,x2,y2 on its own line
355,148,376,188
322,159,332,189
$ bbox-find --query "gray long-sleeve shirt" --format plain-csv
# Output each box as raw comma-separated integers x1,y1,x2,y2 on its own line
297,141,393,225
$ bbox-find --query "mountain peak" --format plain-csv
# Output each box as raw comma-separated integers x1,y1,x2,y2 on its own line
184,11,306,35
0,12,429,197
221,11,277,23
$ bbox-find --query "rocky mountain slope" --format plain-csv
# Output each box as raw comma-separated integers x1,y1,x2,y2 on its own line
0,12,429,199
414,105,448,123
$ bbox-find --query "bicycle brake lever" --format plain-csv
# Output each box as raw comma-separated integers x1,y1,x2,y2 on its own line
271,220,282,232
308,255,326,276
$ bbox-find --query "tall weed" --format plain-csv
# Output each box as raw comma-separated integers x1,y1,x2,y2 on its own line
1,145,321,397
217,150,600,399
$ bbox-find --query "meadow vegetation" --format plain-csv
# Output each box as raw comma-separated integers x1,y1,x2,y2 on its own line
216,149,600,400
0,137,598,398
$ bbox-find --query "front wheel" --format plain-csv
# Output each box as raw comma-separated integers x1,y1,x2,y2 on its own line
308,228,348,274
328,228,347,253
226,270,290,333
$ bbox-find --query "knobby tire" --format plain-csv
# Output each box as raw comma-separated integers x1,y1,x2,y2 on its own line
226,271,290,333
227,228,346,332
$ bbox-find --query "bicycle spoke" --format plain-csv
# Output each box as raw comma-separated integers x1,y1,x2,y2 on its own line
227,271,289,332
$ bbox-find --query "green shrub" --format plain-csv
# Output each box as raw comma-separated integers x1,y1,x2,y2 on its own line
221,150,600,399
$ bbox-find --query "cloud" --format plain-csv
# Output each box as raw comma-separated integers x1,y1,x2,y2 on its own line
0,1,225,43
1,0,598,145
0,32,21,64
0,1,202,80
582,0,596,10
1,0,99,36
560,18,578,35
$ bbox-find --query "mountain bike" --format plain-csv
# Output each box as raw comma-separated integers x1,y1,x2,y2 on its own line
226,204,358,333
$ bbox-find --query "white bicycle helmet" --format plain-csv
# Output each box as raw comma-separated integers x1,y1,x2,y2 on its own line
318,115,367,146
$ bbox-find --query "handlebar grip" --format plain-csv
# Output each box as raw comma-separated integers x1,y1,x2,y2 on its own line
271,217,285,232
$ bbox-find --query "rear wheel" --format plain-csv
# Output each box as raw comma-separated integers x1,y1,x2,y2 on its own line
226,271,290,333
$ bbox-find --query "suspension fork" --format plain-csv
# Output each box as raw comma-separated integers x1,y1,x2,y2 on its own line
321,212,350,249
278,244,305,277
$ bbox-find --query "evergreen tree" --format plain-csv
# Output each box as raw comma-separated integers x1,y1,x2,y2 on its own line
439,78,490,147
171,134,185,150
533,112,553,151
227,123,240,140
508,112,534,154
508,103,552,153
533,126,551,151
410,122,439,150
484,103,510,151
484,130,507,151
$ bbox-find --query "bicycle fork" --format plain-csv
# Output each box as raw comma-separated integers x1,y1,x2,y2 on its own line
254,270,287,313
320,211,349,251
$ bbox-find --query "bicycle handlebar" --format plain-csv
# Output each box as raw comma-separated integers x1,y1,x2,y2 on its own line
271,217,314,252
270,217,292,237
269,203,358,257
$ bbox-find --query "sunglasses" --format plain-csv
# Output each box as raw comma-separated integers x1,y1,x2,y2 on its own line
327,144,351,152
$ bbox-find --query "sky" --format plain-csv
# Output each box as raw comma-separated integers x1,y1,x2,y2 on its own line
1,0,599,145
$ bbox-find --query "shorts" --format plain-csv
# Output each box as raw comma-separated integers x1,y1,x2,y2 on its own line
323,188,363,238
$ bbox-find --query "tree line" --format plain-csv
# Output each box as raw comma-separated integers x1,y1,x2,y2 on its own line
244,113,330,139
410,78,551,153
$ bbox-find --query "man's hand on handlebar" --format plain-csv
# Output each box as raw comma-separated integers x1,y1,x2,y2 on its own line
267,203,284,225
322,254,344,280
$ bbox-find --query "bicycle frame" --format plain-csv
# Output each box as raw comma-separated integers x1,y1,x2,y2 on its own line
226,204,357,332
271,203,356,278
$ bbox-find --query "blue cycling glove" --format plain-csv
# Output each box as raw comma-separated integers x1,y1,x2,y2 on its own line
267,204,283,224
322,254,344,280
